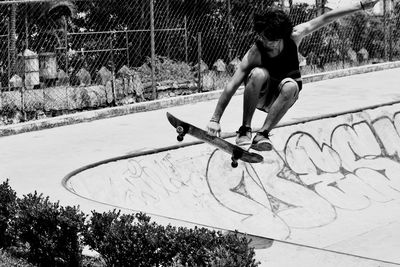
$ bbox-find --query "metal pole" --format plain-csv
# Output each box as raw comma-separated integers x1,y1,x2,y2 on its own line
389,14,392,61
197,32,202,93
184,16,188,63
110,32,116,105
64,22,70,108
25,12,29,49
227,0,232,61
383,0,388,61
150,0,156,100
10,3,17,75
140,0,145,63
65,22,69,78
7,16,11,89
126,31,130,66
166,0,170,58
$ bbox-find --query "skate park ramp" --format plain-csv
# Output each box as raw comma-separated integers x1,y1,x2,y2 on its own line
64,102,400,266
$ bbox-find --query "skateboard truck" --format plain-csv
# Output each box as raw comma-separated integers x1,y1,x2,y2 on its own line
176,125,188,141
231,157,238,168
231,148,243,168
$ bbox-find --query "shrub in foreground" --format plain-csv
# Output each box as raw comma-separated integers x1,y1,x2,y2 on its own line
172,227,258,266
84,210,178,266
10,192,87,266
1,181,259,266
0,179,18,249
84,210,259,267
0,249,34,267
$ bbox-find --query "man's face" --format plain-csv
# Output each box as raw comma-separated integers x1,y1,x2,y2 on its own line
258,33,282,51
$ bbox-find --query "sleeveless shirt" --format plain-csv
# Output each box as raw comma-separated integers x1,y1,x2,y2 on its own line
255,38,302,90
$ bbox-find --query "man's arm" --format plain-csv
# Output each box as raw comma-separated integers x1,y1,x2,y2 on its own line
292,0,380,45
210,47,258,123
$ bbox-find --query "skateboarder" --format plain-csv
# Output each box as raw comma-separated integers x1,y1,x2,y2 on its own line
206,0,379,151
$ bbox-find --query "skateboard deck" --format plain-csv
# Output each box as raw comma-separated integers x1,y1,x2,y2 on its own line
166,112,263,167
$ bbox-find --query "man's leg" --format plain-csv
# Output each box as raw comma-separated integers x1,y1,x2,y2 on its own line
242,67,270,127
251,79,299,151
236,67,269,146
259,79,299,132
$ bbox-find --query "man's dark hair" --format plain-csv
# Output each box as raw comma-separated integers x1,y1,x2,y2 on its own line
254,8,293,40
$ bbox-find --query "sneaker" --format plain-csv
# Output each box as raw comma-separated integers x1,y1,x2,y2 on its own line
251,130,272,151
235,126,252,146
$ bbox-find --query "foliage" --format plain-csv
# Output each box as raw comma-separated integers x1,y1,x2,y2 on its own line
84,210,259,267
136,55,194,83
1,181,259,266
10,192,87,267
81,255,106,267
0,180,18,249
84,210,177,266
0,249,34,267
172,227,258,266
207,231,259,267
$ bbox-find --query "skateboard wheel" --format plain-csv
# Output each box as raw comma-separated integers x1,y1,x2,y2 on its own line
177,135,184,142
231,161,238,168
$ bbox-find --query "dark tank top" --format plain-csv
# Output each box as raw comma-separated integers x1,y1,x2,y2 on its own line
255,38,302,90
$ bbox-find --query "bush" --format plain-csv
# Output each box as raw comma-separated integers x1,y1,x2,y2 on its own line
10,192,87,266
0,179,18,248
84,210,177,266
137,55,195,83
208,231,259,267
0,182,259,267
85,210,259,267
0,249,34,267
172,228,258,267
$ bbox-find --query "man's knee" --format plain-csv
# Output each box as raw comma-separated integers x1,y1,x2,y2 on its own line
248,67,270,83
280,80,299,102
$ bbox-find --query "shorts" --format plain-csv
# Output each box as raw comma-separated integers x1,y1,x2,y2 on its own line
255,77,302,113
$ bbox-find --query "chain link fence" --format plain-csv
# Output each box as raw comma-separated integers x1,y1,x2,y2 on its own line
0,0,399,124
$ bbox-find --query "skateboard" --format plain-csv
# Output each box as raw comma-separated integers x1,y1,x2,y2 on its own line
166,112,263,168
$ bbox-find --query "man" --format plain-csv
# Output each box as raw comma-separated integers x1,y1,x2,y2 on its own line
206,0,379,151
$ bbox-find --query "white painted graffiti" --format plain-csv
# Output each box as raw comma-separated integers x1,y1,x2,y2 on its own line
67,112,400,239
206,113,400,235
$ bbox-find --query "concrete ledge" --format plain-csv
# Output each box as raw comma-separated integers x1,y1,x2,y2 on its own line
302,61,400,83
1,61,400,137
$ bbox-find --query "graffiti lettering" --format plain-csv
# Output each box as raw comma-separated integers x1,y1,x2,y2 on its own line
66,110,400,239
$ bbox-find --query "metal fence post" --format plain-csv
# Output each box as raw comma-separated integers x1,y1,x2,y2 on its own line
150,0,157,100
24,12,29,49
383,0,388,61
125,31,130,66
197,32,202,93
9,3,17,76
7,15,11,88
110,32,116,105
184,16,188,63
65,23,68,77
227,0,232,61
